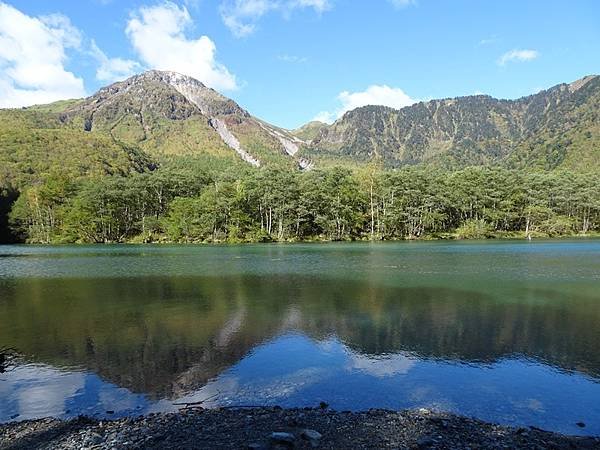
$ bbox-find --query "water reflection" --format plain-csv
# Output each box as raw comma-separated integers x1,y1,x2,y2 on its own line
0,243,600,436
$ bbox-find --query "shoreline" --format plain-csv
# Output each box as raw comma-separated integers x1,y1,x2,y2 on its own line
2,407,598,449
3,234,600,246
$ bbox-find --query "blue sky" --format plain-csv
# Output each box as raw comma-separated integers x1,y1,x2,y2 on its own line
0,0,599,129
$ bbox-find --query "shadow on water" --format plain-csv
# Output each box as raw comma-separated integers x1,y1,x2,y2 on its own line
0,188,19,244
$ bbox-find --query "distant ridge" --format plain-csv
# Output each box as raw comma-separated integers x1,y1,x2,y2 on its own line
307,75,600,170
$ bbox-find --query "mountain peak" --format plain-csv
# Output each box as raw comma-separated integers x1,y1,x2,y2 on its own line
131,70,206,87
99,70,247,118
568,74,599,92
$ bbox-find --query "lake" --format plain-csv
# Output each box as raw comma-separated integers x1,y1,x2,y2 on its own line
1,241,600,436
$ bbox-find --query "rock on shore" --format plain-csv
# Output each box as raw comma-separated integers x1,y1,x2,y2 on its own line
1,407,598,450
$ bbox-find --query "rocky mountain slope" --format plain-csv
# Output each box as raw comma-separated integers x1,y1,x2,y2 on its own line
0,70,313,189
307,75,600,170
62,70,309,168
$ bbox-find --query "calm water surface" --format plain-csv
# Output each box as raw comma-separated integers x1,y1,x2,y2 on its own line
1,241,600,436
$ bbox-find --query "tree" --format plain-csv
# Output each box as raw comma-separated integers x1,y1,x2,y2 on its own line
9,172,76,243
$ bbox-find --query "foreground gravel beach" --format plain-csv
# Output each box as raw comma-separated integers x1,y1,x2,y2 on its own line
1,407,599,450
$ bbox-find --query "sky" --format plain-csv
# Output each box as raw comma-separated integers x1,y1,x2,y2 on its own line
0,0,599,129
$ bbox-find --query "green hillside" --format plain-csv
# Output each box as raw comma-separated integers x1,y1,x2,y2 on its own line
0,108,154,189
308,75,600,170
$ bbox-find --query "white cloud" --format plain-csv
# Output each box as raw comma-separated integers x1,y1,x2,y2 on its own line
220,0,331,37
388,0,416,8
90,40,141,83
0,2,86,107
314,84,417,123
312,110,336,123
278,54,307,63
497,48,539,66
293,0,330,11
126,2,237,90
479,36,499,46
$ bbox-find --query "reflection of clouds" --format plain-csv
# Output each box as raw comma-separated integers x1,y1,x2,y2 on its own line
512,397,545,413
348,352,416,378
99,387,143,413
172,366,330,408
0,363,153,421
317,337,343,352
409,385,433,402
408,387,456,413
174,375,239,408
1,364,85,420
234,367,327,401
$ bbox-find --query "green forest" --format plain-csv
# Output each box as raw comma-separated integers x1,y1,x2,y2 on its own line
2,158,599,244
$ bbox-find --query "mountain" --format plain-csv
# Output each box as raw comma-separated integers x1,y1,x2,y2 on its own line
0,70,313,190
291,120,328,142
61,71,310,168
307,75,600,170
1,72,599,187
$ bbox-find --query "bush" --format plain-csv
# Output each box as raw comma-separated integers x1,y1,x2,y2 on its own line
455,219,494,239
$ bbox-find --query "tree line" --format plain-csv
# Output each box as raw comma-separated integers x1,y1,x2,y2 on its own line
5,164,600,244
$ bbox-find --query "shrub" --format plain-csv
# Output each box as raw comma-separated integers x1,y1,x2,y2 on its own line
455,219,494,239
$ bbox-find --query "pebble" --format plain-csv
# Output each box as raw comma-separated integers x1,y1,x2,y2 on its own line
301,429,322,447
416,436,435,448
270,431,296,444
247,443,267,450
0,407,596,449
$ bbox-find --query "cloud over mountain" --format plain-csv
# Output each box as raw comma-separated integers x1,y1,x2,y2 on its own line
0,2,86,107
126,2,237,91
314,84,417,123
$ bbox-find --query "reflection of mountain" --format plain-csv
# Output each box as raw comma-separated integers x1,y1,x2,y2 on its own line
1,274,599,399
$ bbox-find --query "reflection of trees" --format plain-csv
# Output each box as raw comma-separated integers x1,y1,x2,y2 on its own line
1,274,599,398
306,283,600,376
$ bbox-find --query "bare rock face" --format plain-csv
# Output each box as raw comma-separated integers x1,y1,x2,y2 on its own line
210,117,260,167
156,71,248,118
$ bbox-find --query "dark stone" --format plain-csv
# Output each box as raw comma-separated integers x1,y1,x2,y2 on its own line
247,443,267,450
301,429,322,448
270,432,295,444
416,436,435,448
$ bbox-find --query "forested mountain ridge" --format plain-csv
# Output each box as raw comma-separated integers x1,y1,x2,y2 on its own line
308,75,600,169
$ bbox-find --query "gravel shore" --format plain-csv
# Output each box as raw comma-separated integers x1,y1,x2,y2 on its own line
1,407,598,450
